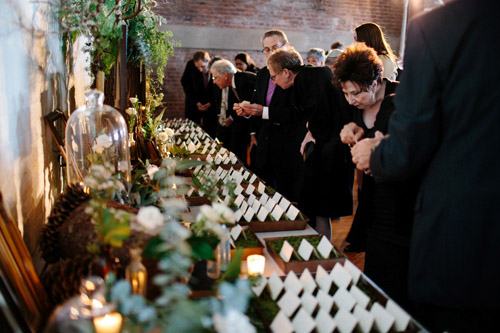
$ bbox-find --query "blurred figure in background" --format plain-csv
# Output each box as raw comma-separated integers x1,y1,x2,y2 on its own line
234,52,260,73
306,48,326,67
325,48,342,73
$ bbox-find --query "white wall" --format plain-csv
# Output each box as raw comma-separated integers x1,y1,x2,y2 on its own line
0,0,90,270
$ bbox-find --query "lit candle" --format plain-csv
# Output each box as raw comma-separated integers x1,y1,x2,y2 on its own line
93,312,122,333
247,254,265,276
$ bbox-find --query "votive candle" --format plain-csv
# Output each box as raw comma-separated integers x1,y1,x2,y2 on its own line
247,254,266,276
93,312,122,333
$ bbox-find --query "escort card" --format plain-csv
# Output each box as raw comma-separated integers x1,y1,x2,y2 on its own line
230,155,238,164
279,197,291,211
194,165,202,174
234,184,244,196
299,268,316,294
179,125,185,132
176,138,182,145
206,154,213,164
280,241,294,263
316,289,334,312
353,305,375,333
215,166,224,176
330,263,353,289
315,265,332,291
268,272,284,300
200,146,208,154
265,198,277,211
221,185,229,196
370,302,395,333
214,155,223,165
209,147,216,155
187,187,195,197
247,193,256,206
259,193,269,206
235,209,243,222
292,308,316,333
334,308,358,333
257,206,270,222
243,208,255,222
219,147,227,155
257,182,266,194
344,260,362,285
223,195,231,205
385,300,410,331
349,285,370,309
251,275,267,297
270,311,294,333
298,239,314,261
230,224,243,241
271,204,285,221
284,271,303,295
300,292,318,315
317,236,333,259
251,200,261,213
204,137,210,144
188,142,197,153
245,184,255,195
272,191,282,203
240,201,249,213
333,288,357,312
223,156,231,164
249,174,257,184
277,291,301,317
315,309,337,333
286,205,300,220
242,170,250,180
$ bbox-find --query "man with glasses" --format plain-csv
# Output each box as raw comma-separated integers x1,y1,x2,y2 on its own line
267,48,352,240
236,30,306,204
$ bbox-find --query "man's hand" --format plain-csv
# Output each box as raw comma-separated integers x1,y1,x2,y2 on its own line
242,103,264,116
224,117,233,127
351,131,385,173
233,103,249,116
300,131,316,155
249,134,258,149
340,122,365,146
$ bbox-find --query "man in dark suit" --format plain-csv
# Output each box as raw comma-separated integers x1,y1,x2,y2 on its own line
180,50,217,137
239,30,306,203
351,0,500,331
210,59,256,162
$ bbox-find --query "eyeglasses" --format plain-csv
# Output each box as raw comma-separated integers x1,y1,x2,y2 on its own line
270,70,283,81
262,43,284,54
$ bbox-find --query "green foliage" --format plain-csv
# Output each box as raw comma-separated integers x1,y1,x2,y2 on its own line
220,248,244,283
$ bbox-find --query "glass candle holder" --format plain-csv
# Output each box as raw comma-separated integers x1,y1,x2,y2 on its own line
247,255,265,276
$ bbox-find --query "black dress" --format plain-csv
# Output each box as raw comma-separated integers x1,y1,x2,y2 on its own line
346,80,418,310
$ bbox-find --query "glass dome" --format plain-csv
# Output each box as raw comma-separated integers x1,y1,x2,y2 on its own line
65,90,131,186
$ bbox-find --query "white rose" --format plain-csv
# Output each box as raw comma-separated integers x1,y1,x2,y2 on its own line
199,205,219,223
125,107,137,116
157,131,169,142
95,134,113,148
146,164,160,179
136,206,164,232
213,203,236,224
92,143,104,154
213,310,256,333
129,97,138,104
164,128,175,137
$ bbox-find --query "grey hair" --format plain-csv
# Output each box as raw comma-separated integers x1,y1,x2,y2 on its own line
307,48,326,63
210,59,237,76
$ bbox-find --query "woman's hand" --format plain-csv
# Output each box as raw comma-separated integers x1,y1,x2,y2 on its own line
340,122,365,146
351,131,385,173
300,130,316,155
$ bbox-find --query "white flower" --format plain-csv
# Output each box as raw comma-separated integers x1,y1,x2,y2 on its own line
130,97,138,104
95,134,113,148
125,107,137,116
213,310,256,333
118,160,130,173
157,131,169,142
213,203,236,224
146,164,160,179
92,143,104,154
199,205,219,223
164,128,175,137
136,206,164,233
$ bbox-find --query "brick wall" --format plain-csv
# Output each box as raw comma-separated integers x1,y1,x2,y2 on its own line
156,0,410,119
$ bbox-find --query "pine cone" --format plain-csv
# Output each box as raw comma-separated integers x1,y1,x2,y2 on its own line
41,184,90,264
41,254,94,307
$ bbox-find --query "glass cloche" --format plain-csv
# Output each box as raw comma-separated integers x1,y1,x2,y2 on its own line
65,90,131,186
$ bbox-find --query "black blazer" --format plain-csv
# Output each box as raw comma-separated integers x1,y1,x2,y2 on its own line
371,0,500,308
180,60,213,121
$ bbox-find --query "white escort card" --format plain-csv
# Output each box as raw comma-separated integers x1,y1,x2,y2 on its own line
334,308,358,333
298,239,314,261
242,170,250,180
349,285,370,309
279,197,291,211
240,201,249,213
370,302,395,333
385,300,410,331
270,311,294,333
272,191,282,203
221,185,229,196
245,184,255,195
214,155,223,165
194,165,202,174
279,241,295,263
316,289,334,312
257,206,270,222
333,288,357,312
300,292,318,315
223,195,231,205
187,187,195,197
209,147,216,155
265,198,277,211
286,205,300,220
299,268,316,294
223,156,231,164
247,193,256,206
257,182,266,194
234,184,244,196
249,173,257,184
188,142,197,153
284,271,303,295
216,166,225,176
292,308,316,333
315,309,337,333
176,138,182,145
230,224,243,241
268,272,284,300
200,146,208,154
235,209,243,222
230,155,238,164
243,208,254,223
251,200,261,213
353,305,375,333
331,263,353,289
317,236,333,259
315,265,332,291
259,193,269,206
271,204,285,221
251,275,266,296
206,154,214,164
219,147,227,155
277,291,301,317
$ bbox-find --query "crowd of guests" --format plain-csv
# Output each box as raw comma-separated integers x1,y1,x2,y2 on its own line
181,2,500,330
